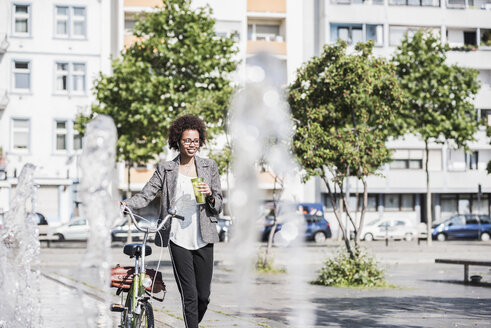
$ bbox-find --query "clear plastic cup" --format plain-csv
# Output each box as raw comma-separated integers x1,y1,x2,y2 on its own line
191,177,205,204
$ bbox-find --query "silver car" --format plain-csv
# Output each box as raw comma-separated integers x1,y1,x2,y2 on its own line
362,219,418,241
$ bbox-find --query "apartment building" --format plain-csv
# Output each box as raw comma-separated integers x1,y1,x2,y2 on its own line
0,1,117,223
312,0,491,227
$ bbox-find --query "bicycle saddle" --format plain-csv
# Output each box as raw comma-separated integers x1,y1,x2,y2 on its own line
123,243,152,258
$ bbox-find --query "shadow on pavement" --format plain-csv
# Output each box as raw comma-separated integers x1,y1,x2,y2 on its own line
312,296,491,327
423,279,491,288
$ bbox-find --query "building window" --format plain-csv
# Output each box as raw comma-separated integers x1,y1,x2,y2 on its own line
481,29,491,47
384,194,400,211
401,195,414,211
248,23,283,42
331,24,383,46
13,3,31,36
12,119,30,151
13,60,31,91
72,7,86,37
55,63,68,92
467,151,478,170
55,62,86,94
390,149,423,169
55,6,86,39
72,63,86,92
384,194,415,211
73,129,82,151
54,121,83,152
55,121,68,151
55,6,69,37
389,0,439,6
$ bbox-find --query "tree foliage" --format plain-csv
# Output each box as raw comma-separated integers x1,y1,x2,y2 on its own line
393,30,480,147
288,41,406,255
392,30,480,244
76,0,237,165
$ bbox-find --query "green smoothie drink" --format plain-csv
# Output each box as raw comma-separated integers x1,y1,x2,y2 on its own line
191,177,206,204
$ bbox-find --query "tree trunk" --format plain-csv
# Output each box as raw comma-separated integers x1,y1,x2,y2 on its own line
127,160,133,244
263,174,282,268
321,175,354,258
425,141,432,246
356,178,368,246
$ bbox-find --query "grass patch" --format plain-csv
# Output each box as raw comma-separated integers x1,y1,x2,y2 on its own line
255,251,286,274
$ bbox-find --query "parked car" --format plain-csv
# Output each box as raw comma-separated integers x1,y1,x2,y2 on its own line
31,212,50,237
0,211,4,229
261,203,332,244
362,219,418,241
54,217,89,241
216,216,232,242
432,214,491,241
111,216,158,242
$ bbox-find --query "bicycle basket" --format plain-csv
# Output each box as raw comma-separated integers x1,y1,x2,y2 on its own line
110,265,166,294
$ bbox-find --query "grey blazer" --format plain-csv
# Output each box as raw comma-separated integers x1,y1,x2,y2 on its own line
125,155,222,247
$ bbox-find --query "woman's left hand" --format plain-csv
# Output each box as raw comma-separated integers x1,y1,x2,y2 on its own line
198,182,212,197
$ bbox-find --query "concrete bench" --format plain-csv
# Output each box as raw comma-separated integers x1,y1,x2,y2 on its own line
435,259,491,283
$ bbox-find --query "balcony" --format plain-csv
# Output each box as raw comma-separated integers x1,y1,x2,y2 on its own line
331,0,384,4
124,0,163,8
247,40,286,55
247,0,286,13
446,0,491,9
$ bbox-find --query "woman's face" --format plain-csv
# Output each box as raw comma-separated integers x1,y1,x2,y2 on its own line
179,129,200,158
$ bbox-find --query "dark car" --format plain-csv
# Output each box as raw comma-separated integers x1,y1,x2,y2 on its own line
432,214,491,241
261,203,332,244
216,216,232,242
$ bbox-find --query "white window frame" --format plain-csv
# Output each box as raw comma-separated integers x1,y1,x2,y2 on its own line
12,59,31,92
12,3,32,37
11,118,31,153
54,5,87,39
53,120,83,153
331,23,384,47
54,5,69,38
71,63,86,94
71,7,87,39
54,120,69,153
54,62,86,95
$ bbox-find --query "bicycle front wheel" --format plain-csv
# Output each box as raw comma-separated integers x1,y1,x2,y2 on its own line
136,302,154,328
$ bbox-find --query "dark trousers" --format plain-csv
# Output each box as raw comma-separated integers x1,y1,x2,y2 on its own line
169,241,214,328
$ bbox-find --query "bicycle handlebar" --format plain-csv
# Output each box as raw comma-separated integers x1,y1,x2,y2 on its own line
121,204,184,234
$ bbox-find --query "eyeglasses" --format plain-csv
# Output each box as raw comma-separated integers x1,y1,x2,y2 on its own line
182,138,200,146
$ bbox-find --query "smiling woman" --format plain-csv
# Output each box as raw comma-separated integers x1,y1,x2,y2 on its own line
122,114,223,328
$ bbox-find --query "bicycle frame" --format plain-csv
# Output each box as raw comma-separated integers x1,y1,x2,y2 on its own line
118,205,183,328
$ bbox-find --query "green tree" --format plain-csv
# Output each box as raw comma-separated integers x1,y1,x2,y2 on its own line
76,0,237,194
392,30,480,245
288,41,405,257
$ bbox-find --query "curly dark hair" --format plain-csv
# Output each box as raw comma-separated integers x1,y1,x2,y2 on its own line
168,115,207,151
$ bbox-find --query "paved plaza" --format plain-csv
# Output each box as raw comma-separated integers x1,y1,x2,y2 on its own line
39,240,491,327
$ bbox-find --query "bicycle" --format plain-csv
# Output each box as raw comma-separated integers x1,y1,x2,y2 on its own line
110,205,184,328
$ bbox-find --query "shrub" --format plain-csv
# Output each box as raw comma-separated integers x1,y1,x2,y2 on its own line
312,248,386,288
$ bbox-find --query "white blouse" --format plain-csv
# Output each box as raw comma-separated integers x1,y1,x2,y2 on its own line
170,173,207,250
